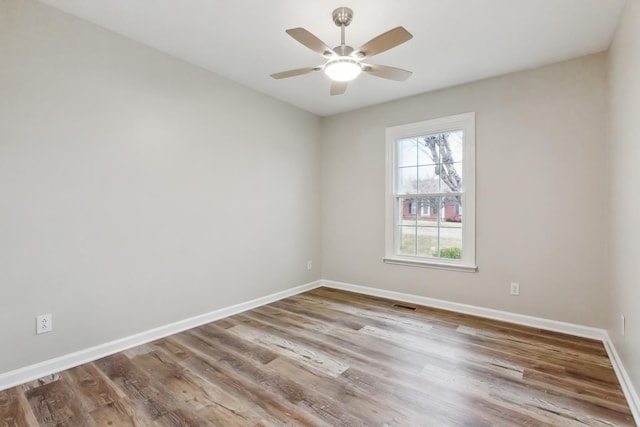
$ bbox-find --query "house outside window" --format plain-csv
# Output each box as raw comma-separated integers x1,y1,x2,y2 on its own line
384,113,476,271
421,203,430,216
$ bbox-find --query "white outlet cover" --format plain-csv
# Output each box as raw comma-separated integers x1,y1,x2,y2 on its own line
510,282,520,296
37,313,53,334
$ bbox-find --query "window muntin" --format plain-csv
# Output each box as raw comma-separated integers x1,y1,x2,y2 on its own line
385,113,475,271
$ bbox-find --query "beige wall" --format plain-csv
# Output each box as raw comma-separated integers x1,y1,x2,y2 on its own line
609,0,640,397
0,0,321,373
1,0,632,394
320,53,609,327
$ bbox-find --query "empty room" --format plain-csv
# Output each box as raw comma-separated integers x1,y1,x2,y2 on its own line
1,0,639,425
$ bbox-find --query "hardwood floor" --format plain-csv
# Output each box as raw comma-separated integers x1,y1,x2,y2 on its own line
0,287,635,426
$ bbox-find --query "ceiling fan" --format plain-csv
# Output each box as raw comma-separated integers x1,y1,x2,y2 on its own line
271,7,413,96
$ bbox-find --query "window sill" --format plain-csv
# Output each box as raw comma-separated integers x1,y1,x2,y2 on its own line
383,257,478,272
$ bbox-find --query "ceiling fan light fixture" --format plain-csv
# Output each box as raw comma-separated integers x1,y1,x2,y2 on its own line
324,57,361,82
272,7,413,95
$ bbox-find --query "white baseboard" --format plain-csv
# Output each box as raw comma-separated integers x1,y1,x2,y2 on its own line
320,279,639,425
0,280,322,392
602,332,640,423
321,280,605,339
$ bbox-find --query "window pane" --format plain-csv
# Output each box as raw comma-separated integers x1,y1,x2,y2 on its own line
437,224,462,260
416,226,439,257
441,197,462,222
398,198,417,226
398,138,417,167
446,131,464,164
398,226,417,256
397,167,418,194
417,198,439,225
417,137,438,166
440,162,463,193
417,131,463,165
418,165,440,193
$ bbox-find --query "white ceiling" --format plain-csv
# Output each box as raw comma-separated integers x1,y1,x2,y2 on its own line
40,0,625,117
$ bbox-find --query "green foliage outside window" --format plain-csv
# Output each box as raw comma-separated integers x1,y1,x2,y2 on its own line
435,247,461,259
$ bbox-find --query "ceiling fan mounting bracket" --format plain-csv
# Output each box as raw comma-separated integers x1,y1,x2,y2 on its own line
332,7,353,27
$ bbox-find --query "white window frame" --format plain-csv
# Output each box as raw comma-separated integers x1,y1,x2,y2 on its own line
384,112,476,272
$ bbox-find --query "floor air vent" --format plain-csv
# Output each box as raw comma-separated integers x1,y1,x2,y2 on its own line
392,303,417,311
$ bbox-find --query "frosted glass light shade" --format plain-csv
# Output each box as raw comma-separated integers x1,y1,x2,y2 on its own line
324,58,362,82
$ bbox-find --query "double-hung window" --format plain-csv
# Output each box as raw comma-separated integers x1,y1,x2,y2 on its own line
384,113,476,271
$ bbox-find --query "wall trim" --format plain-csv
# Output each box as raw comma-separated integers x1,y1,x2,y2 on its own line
602,332,640,423
320,279,639,424
321,280,605,339
0,280,322,392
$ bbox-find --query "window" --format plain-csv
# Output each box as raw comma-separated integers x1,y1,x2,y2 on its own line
385,113,476,271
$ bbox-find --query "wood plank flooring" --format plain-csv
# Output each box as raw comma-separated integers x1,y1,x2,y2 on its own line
0,287,635,426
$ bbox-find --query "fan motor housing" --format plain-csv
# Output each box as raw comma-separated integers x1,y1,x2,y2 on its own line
333,45,354,56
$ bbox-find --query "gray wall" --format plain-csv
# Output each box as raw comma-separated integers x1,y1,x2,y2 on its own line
0,0,321,373
609,0,640,398
320,53,609,327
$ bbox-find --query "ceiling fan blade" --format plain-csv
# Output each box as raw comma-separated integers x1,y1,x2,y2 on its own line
330,81,347,96
352,26,413,59
286,28,336,57
362,64,412,81
270,66,321,79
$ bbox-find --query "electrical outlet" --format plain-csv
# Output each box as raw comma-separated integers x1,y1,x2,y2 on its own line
622,314,626,337
307,260,313,270
510,282,520,296
36,314,52,334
